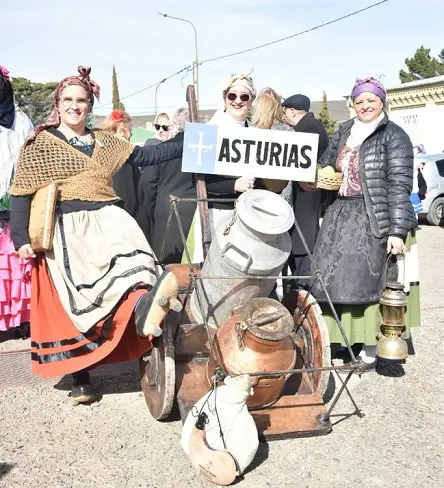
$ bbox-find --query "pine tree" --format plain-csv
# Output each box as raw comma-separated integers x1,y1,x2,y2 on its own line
318,92,336,136
112,65,125,111
399,46,444,83
12,77,58,124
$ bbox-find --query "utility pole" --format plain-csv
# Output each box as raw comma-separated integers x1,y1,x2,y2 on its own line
159,12,199,111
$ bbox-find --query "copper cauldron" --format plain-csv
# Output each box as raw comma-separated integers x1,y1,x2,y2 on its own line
206,298,296,409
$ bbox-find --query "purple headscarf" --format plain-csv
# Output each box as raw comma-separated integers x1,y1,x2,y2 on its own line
351,77,386,102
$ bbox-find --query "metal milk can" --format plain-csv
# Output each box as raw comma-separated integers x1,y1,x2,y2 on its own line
190,189,294,328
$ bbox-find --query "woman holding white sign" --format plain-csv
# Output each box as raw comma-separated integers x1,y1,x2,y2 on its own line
192,72,256,262
310,77,420,371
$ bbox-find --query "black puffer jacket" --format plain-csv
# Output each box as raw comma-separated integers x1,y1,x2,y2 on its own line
321,114,417,238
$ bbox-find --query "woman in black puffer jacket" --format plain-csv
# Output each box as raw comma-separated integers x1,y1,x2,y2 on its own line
310,77,420,370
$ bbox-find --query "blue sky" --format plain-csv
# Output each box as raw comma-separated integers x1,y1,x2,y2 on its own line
3,0,443,116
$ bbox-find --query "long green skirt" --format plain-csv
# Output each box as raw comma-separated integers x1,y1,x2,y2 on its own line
321,231,420,346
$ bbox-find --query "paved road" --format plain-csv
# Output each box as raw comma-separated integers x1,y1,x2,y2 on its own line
1,226,443,488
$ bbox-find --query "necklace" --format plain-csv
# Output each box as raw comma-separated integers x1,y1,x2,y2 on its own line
58,124,90,140
58,125,95,156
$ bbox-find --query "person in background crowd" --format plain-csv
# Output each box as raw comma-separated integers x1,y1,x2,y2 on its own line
413,144,426,156
252,87,293,132
192,71,257,262
409,161,423,218
417,161,427,202
282,94,329,288
9,67,183,404
138,108,196,264
137,113,172,237
310,77,419,371
410,160,428,218
101,109,132,141
251,87,293,298
251,87,292,197
101,109,139,218
283,94,329,154
0,65,34,343
145,112,171,146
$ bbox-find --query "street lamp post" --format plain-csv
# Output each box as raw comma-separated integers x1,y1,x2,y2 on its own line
154,78,166,115
158,12,199,110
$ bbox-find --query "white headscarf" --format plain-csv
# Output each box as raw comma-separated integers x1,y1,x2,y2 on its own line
221,70,256,99
347,112,385,148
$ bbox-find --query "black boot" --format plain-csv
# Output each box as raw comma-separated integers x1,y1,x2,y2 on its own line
71,370,98,405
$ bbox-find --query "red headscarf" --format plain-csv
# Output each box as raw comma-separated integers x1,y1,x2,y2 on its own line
27,66,100,143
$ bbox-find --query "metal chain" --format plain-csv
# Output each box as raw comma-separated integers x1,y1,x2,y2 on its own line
223,204,238,236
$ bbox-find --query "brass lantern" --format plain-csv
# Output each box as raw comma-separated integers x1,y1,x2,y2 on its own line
376,282,408,360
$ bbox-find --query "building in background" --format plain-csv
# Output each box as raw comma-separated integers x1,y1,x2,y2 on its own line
387,76,444,154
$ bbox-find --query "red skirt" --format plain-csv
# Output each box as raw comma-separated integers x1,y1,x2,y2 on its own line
31,255,153,378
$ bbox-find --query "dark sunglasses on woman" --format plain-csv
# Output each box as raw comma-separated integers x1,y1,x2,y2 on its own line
154,124,170,131
227,93,250,102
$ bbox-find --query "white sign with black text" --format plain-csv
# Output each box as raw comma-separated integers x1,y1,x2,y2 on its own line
182,122,319,182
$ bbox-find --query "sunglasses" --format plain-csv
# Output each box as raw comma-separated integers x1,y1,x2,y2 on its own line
155,124,170,131
227,92,250,102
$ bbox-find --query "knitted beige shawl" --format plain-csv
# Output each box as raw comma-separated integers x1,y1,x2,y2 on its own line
9,130,134,201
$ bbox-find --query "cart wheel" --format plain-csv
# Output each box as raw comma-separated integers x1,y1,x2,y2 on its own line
293,290,331,398
139,322,176,420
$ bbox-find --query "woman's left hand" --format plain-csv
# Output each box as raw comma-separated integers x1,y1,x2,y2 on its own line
387,236,406,255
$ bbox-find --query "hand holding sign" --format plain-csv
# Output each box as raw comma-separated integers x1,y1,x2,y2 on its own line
235,176,255,192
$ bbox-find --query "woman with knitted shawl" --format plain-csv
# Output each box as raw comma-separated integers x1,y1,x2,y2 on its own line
0,65,34,342
9,67,183,404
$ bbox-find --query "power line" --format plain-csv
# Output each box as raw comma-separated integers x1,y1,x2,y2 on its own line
200,65,230,77
95,65,193,110
96,0,389,108
200,0,389,64
95,104,220,110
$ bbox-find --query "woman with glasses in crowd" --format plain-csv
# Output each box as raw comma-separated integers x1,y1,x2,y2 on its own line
9,67,183,404
137,112,172,241
154,113,171,142
145,112,171,146
192,72,257,262
142,108,196,264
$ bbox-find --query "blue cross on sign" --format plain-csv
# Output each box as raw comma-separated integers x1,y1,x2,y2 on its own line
182,122,218,174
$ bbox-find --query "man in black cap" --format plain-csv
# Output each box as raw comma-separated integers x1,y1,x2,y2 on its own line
282,94,329,154
282,94,330,289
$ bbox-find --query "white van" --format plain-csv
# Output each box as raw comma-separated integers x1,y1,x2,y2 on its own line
415,154,444,226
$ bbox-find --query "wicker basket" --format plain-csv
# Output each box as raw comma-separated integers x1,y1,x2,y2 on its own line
316,171,343,191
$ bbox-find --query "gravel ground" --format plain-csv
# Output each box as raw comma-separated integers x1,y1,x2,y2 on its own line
1,225,443,488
